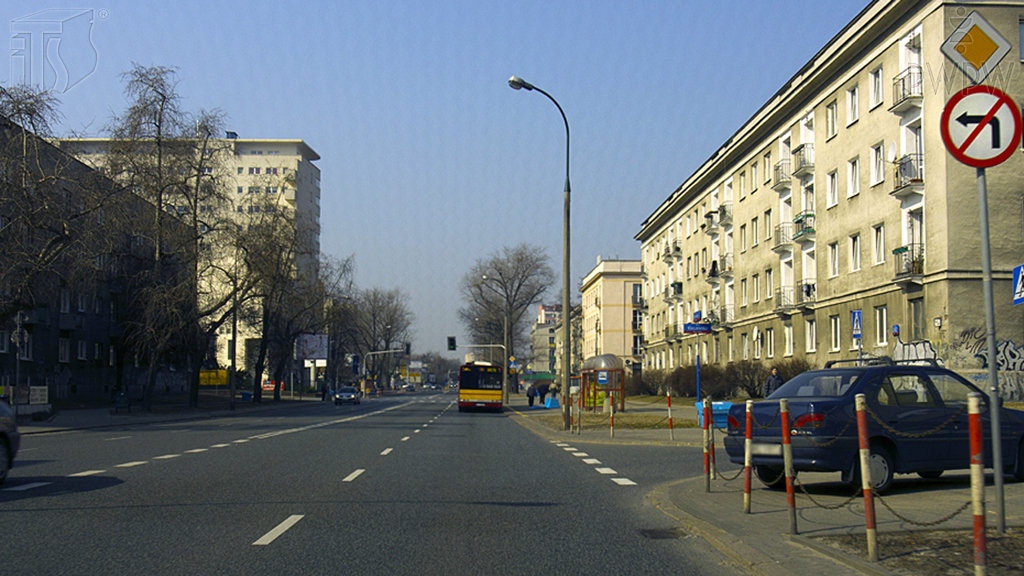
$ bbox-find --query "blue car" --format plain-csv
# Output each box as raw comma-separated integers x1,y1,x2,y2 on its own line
723,358,1024,493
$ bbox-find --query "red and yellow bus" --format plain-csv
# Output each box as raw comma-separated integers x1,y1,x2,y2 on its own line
457,361,503,412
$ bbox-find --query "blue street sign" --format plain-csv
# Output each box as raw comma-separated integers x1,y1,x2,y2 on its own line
693,311,702,321
1015,264,1024,305
684,323,712,334
851,310,863,339
597,370,608,384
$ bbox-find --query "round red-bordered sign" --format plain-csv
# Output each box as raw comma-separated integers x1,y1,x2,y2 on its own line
941,85,1022,168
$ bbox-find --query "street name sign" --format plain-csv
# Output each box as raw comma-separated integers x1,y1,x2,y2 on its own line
940,85,1022,168
683,323,712,334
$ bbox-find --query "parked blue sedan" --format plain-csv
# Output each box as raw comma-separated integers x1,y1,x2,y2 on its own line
723,358,1024,493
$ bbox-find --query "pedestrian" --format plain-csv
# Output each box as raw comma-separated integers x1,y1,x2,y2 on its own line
763,367,784,398
537,383,549,405
526,384,537,407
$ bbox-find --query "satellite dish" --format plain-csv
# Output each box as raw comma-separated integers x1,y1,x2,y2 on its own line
887,142,898,163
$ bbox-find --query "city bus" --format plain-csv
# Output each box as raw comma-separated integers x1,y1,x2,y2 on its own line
457,361,503,412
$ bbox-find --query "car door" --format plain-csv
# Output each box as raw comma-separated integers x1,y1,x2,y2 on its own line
925,370,977,469
871,370,950,470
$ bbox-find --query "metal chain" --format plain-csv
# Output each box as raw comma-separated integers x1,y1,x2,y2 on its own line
711,457,743,481
750,405,781,429
874,492,971,526
799,410,857,448
793,476,860,510
864,403,966,438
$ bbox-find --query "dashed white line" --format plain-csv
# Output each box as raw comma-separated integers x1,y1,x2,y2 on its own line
153,454,181,460
572,452,589,457
555,443,569,447
414,429,421,434
381,448,393,456
401,437,410,442
104,436,132,442
210,444,231,448
595,467,617,475
253,515,304,546
3,482,52,491
233,439,250,444
115,461,148,468
342,469,365,482
582,458,602,465
612,478,638,486
185,448,208,454
562,447,578,451
68,470,105,477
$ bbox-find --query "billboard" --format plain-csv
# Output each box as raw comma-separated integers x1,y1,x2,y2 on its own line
296,334,328,360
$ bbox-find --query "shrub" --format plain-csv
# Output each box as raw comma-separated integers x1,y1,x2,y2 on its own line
726,359,767,398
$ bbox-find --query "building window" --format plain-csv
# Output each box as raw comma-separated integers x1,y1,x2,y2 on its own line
109,345,116,367
742,333,749,360
806,318,817,352
826,170,838,207
753,274,760,302
77,340,87,361
850,234,861,271
95,342,102,360
751,217,759,246
870,143,885,185
766,328,775,358
847,85,859,124
764,152,772,183
847,157,860,197
829,242,839,277
830,315,841,351
59,338,70,363
910,298,924,340
741,278,748,307
764,210,772,240
825,100,838,138
873,224,886,264
751,162,758,192
765,269,773,298
60,289,71,313
739,172,746,200
784,325,794,356
740,224,747,252
728,336,734,361
875,305,889,345
869,66,884,108
237,167,243,175
19,332,32,361
0,329,7,353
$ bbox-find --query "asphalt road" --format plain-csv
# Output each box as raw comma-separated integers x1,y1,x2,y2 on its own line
2,392,742,576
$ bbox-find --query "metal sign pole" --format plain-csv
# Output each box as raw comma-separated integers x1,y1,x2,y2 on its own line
976,166,1005,533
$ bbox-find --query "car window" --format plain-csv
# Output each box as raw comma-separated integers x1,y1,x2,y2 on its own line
884,373,934,407
875,378,899,406
775,369,861,397
928,372,978,408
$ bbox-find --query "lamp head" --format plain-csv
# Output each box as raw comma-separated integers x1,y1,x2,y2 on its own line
508,76,533,91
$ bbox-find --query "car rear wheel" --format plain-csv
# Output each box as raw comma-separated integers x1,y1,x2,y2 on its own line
754,465,786,490
851,445,895,494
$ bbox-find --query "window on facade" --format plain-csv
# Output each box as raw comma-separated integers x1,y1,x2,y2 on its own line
751,217,759,246
826,100,838,138
741,278,748,306
827,170,838,207
873,224,885,264
19,332,32,361
848,157,860,197
77,293,88,312
728,336,734,361
784,325,794,356
847,85,859,123
910,298,925,340
742,333,749,360
829,242,839,277
739,172,746,199
850,234,861,271
237,167,243,175
60,289,71,313
875,305,888,345
59,338,70,363
870,143,885,185
751,163,758,192
764,152,772,183
830,315,841,351
869,66,884,108
753,274,760,302
77,340,87,361
806,318,817,352
740,224,747,252
766,327,775,358
764,209,772,240
0,329,7,354
765,269,773,298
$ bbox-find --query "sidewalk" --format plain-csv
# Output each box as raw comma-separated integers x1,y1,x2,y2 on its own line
507,393,1024,576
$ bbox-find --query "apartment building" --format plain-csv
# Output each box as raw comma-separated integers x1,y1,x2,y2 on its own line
579,258,644,373
57,135,322,372
636,0,1024,397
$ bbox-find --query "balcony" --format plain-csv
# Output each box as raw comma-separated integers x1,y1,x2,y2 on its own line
772,222,794,253
792,144,814,177
718,202,733,225
774,286,796,315
661,242,678,263
705,253,732,285
704,211,719,235
772,159,792,191
631,295,646,308
718,304,735,327
890,66,923,114
796,279,817,308
893,243,924,285
664,324,682,341
792,210,816,243
669,281,684,301
891,153,924,199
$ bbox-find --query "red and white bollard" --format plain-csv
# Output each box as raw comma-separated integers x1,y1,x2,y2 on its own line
667,390,674,441
969,392,987,574
744,399,753,514
703,398,711,493
855,394,878,562
610,401,615,438
780,398,797,535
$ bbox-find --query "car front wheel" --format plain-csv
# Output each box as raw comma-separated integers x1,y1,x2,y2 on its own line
754,465,786,490
851,445,895,494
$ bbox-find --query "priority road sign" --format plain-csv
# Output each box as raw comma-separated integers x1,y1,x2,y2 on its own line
941,85,1022,168
941,11,1011,85
1014,264,1024,306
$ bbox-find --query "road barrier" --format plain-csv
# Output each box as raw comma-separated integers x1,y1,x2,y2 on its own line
667,391,674,441
743,400,752,514
855,393,878,562
969,393,987,574
780,398,797,535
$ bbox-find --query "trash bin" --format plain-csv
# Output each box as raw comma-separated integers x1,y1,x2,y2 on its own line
241,391,252,402
695,401,733,429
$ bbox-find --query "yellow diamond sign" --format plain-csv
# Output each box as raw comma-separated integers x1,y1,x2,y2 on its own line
941,11,1011,85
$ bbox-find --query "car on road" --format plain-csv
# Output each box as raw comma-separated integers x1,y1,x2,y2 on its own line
334,386,361,405
403,383,415,393
0,401,20,483
723,358,1024,493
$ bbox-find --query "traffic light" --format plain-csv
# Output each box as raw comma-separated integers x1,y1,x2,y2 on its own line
447,336,457,351
404,342,411,355
350,354,360,374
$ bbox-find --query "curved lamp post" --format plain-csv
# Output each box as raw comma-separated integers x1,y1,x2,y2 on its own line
508,76,571,430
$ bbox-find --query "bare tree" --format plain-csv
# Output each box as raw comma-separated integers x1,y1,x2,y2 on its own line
351,287,414,390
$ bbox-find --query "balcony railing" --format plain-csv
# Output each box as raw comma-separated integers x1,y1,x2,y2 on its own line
772,159,792,191
718,202,733,225
773,222,794,252
704,211,719,235
718,305,735,326
793,210,815,241
796,279,816,307
718,253,734,277
792,144,814,177
893,243,924,282
774,286,795,313
664,324,681,340
891,66,923,113
892,153,924,198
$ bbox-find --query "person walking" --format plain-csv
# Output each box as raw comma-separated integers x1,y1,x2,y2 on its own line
763,367,784,398
526,384,537,407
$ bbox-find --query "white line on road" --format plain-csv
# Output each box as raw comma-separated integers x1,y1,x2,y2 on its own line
562,447,578,451
595,467,617,475
115,461,148,468
233,439,250,444
185,448,208,454
154,454,181,460
381,448,393,456
414,429,421,433
210,444,231,448
253,515,305,546
612,478,638,486
342,469,365,482
401,437,410,442
572,453,589,457
582,458,602,465
555,443,569,446
4,480,52,491
68,470,106,477
104,436,131,441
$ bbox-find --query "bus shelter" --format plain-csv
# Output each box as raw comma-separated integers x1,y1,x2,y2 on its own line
580,354,625,413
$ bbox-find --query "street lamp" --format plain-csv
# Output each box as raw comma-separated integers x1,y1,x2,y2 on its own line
508,75,572,430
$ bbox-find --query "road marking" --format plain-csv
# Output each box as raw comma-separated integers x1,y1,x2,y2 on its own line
342,469,365,482
555,443,569,446
3,482,52,491
582,458,602,465
116,461,148,468
612,478,637,486
595,468,617,475
68,470,105,477
414,429,421,433
233,439,250,444
401,437,410,442
154,454,181,460
185,448,208,454
210,444,231,448
104,436,132,441
253,515,304,546
562,447,578,451
381,448,393,456
572,452,589,457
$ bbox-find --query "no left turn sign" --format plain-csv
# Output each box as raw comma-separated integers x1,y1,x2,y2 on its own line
941,85,1022,168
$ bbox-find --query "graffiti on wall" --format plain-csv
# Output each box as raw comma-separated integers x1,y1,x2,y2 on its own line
892,338,940,364
974,340,1024,372
953,328,1024,401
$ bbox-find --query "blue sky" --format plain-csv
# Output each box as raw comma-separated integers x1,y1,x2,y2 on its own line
2,0,867,357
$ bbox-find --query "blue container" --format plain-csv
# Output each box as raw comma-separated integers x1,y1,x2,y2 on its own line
695,401,733,429
241,391,252,401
